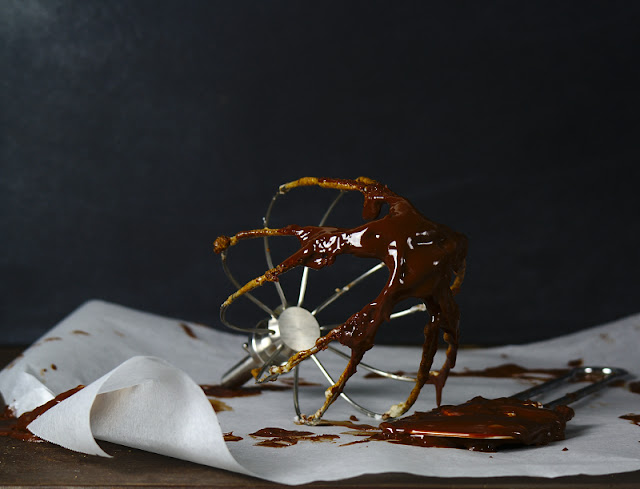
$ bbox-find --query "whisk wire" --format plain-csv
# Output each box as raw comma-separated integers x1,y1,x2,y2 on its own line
297,191,345,307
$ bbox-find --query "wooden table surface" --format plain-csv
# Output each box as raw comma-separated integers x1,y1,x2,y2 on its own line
1,347,638,489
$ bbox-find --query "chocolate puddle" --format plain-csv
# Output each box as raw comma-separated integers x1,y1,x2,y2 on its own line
380,396,574,452
208,398,232,413
0,385,84,442
323,396,575,452
250,427,339,447
450,363,570,381
223,431,243,442
179,322,198,339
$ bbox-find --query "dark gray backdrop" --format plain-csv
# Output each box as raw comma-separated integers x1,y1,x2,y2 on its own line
2,1,639,347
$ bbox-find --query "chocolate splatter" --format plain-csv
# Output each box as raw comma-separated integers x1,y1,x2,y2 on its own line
179,322,198,340
250,427,339,447
1,405,15,420
363,363,572,382
619,413,640,426
0,385,84,442
208,398,232,413
223,432,243,442
449,363,570,381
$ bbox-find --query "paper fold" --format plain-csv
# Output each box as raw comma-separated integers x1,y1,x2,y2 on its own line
28,355,252,475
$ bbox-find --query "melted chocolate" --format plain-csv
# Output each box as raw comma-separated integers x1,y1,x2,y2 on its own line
215,177,468,421
317,418,377,431
179,322,198,339
628,381,640,394
0,405,14,420
208,398,232,413
380,396,574,452
450,363,570,381
223,431,243,442
619,413,640,426
249,427,339,447
200,383,290,398
0,385,84,442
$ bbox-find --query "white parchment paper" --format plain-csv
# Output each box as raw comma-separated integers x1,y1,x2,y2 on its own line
1,300,639,485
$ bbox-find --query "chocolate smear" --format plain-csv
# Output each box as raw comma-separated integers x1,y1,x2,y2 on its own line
619,413,640,426
380,396,574,452
450,363,570,381
223,432,243,442
250,427,339,447
0,385,84,442
179,322,198,339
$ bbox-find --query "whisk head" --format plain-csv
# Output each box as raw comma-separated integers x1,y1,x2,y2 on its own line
215,177,467,424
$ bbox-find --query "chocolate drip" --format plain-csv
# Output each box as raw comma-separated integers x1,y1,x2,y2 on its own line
215,177,468,421
200,383,291,398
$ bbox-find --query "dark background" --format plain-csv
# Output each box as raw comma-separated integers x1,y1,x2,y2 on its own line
2,1,639,347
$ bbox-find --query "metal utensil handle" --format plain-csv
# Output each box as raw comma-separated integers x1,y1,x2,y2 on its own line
513,366,629,408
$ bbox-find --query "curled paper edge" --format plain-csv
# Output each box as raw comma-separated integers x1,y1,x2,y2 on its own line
27,356,253,475
8,371,55,417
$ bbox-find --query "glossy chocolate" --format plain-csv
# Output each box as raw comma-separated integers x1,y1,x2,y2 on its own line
215,177,468,421
249,427,339,447
380,396,574,452
0,385,84,442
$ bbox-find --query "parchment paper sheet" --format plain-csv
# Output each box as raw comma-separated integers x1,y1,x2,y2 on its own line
1,300,639,485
